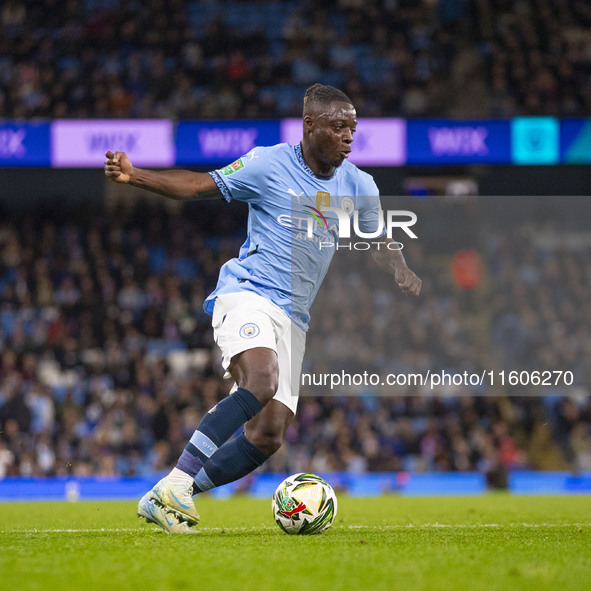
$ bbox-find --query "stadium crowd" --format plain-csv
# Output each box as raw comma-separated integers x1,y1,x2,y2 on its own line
1,0,590,119
1,0,590,482
1,200,589,480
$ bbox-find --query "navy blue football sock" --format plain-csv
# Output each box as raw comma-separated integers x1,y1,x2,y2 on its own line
176,388,263,478
193,432,269,492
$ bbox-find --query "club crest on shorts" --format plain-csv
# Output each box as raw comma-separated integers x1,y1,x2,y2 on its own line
239,322,260,339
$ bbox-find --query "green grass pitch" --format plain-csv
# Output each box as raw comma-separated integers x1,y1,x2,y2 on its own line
1,494,590,591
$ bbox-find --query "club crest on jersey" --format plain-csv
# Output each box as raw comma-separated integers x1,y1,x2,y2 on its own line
239,322,260,339
341,197,354,214
220,158,245,175
316,191,330,210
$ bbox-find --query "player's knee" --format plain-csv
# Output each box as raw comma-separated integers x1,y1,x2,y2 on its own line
247,427,284,457
242,366,279,405
231,348,279,405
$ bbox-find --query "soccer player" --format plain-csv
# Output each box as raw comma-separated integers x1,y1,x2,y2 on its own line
104,84,421,533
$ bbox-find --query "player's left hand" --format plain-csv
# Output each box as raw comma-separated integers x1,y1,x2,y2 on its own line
104,151,133,184
394,264,422,296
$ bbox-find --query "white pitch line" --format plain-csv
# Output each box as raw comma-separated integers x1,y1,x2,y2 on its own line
0,523,588,534
0,528,140,533
346,523,589,529
0,527,271,534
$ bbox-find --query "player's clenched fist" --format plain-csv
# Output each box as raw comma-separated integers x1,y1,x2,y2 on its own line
104,151,133,184
395,265,422,296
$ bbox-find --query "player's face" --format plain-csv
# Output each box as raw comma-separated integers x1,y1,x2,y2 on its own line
307,102,357,172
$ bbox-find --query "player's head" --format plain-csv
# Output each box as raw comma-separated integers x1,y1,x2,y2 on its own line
301,83,356,174
302,84,353,116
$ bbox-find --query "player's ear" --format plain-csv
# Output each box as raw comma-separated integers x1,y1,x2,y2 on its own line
303,114,314,135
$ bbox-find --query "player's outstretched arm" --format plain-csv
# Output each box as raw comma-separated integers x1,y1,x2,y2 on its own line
371,239,422,296
104,151,221,200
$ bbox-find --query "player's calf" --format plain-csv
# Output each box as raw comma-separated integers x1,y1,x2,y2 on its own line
244,403,292,456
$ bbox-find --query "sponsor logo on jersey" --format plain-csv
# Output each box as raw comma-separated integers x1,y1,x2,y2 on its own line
304,206,329,230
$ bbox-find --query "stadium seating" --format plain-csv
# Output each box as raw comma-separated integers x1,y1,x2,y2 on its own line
2,0,590,119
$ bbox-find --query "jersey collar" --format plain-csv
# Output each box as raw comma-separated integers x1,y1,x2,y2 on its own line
293,143,338,181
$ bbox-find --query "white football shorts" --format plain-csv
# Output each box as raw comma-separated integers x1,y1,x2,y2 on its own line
211,291,306,414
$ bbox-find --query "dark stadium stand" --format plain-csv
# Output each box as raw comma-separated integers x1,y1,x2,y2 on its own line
1,0,590,119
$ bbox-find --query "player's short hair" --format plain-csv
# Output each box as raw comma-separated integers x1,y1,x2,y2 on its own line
303,83,353,115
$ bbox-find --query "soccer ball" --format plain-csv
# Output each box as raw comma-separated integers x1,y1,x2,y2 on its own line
271,473,337,535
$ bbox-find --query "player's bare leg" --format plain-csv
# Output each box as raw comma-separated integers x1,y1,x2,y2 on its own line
228,347,280,405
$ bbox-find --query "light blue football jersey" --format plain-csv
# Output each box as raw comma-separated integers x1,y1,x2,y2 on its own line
205,143,383,331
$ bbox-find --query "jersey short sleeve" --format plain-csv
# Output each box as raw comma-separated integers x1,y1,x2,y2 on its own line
209,147,269,204
354,174,385,237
